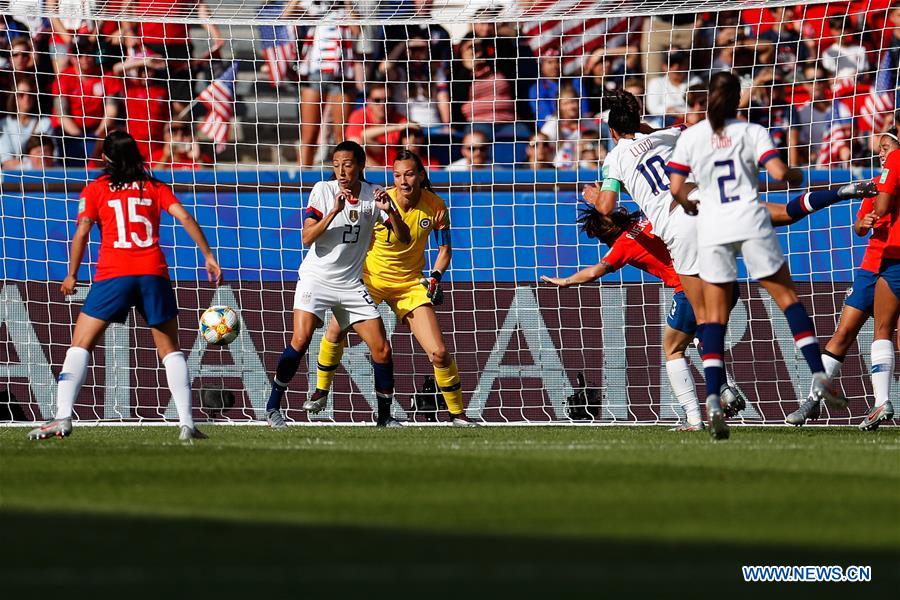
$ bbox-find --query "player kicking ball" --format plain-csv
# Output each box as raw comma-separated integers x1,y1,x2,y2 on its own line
265,141,411,428
305,151,478,427
28,131,223,442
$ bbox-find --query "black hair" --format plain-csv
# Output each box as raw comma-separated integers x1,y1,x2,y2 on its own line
577,205,640,248
331,140,367,182
394,149,434,191
707,71,742,134
102,131,154,188
604,89,641,136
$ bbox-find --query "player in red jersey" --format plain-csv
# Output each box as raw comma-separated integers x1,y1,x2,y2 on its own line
862,128,900,430
542,206,711,430
788,137,895,425
28,132,223,443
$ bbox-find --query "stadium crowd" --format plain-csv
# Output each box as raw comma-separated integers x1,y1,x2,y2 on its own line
0,0,898,170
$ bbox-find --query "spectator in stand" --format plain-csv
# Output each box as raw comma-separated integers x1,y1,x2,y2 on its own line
582,46,634,115
524,132,554,169
683,83,707,127
400,127,440,168
447,130,490,171
47,0,98,73
578,129,605,171
645,50,689,123
130,0,223,115
380,33,451,135
821,17,869,77
748,70,800,164
1,37,43,117
540,84,593,169
20,135,59,169
382,0,451,65
641,14,697,79
345,81,411,167
758,6,811,82
0,79,51,167
153,121,212,169
52,38,120,166
795,72,837,166
529,49,586,131
623,76,646,115
111,53,170,162
286,0,363,166
451,37,526,142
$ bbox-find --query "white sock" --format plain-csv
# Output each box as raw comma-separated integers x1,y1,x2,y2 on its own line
163,352,194,428
870,340,894,408
822,354,843,380
666,358,702,425
55,347,90,420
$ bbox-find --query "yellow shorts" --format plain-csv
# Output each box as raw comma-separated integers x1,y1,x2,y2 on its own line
363,274,431,321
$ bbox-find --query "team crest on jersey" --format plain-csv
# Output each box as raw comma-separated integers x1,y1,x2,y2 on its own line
349,209,359,223
419,218,432,230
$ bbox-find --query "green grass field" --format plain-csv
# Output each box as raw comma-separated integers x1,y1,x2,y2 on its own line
2,425,898,598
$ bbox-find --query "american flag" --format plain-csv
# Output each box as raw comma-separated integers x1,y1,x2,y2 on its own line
817,100,854,167
197,61,239,153
859,48,898,134
522,1,641,76
258,1,296,87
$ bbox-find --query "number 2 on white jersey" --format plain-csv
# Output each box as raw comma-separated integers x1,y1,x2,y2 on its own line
108,197,153,249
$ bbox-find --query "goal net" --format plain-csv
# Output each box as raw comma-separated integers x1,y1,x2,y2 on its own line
0,0,897,425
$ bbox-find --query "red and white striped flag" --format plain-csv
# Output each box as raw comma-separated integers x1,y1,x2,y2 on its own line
817,100,854,167
859,48,898,134
196,61,239,153
522,1,641,75
258,2,296,87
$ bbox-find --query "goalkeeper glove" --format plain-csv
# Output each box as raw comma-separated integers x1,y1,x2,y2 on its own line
420,271,444,306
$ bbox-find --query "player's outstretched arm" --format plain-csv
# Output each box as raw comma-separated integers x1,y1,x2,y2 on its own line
541,263,610,288
762,156,803,186
168,203,223,286
60,217,93,296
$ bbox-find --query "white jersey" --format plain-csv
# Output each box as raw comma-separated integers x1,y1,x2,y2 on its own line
668,119,779,246
297,180,387,287
604,128,683,241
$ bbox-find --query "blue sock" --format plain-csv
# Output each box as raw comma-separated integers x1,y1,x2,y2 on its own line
784,302,824,374
266,345,304,411
785,189,841,221
372,360,394,421
701,323,726,398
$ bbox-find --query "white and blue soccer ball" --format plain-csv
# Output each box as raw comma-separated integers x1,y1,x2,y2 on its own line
200,305,241,346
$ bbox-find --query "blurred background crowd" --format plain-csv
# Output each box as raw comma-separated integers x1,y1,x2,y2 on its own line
0,0,898,171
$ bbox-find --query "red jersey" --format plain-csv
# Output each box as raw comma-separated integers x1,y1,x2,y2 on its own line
52,66,121,132
77,177,180,281
134,0,190,45
878,150,900,261
857,193,890,273
121,79,170,161
345,107,408,167
601,219,683,292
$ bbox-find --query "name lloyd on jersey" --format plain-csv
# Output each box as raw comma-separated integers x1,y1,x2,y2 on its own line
628,138,655,157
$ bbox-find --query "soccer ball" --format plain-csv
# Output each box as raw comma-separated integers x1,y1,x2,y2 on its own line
200,305,241,346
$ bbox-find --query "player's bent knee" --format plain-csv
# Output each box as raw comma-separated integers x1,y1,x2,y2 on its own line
430,347,451,367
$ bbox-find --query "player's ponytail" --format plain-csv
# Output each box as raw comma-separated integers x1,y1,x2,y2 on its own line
707,71,741,135
577,205,639,247
604,89,641,136
394,149,434,191
102,130,153,188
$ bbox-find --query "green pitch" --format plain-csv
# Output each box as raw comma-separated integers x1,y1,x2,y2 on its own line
2,426,898,597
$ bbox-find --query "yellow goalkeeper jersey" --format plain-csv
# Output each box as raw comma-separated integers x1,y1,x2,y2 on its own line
363,187,450,286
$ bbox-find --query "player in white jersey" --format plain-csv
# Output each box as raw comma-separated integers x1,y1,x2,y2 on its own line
265,141,411,428
667,71,847,440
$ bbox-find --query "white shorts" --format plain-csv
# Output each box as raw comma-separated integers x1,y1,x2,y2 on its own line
662,209,699,276
699,233,785,284
293,276,381,330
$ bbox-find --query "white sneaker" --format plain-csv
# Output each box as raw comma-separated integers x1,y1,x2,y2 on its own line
266,408,287,429
810,372,848,410
27,417,72,440
451,415,480,427
179,426,208,442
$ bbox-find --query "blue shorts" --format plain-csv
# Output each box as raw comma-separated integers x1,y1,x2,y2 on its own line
880,260,900,299
81,275,178,327
666,291,697,335
845,268,878,313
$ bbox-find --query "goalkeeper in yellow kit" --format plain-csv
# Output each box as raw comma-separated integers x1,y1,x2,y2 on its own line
303,150,478,426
